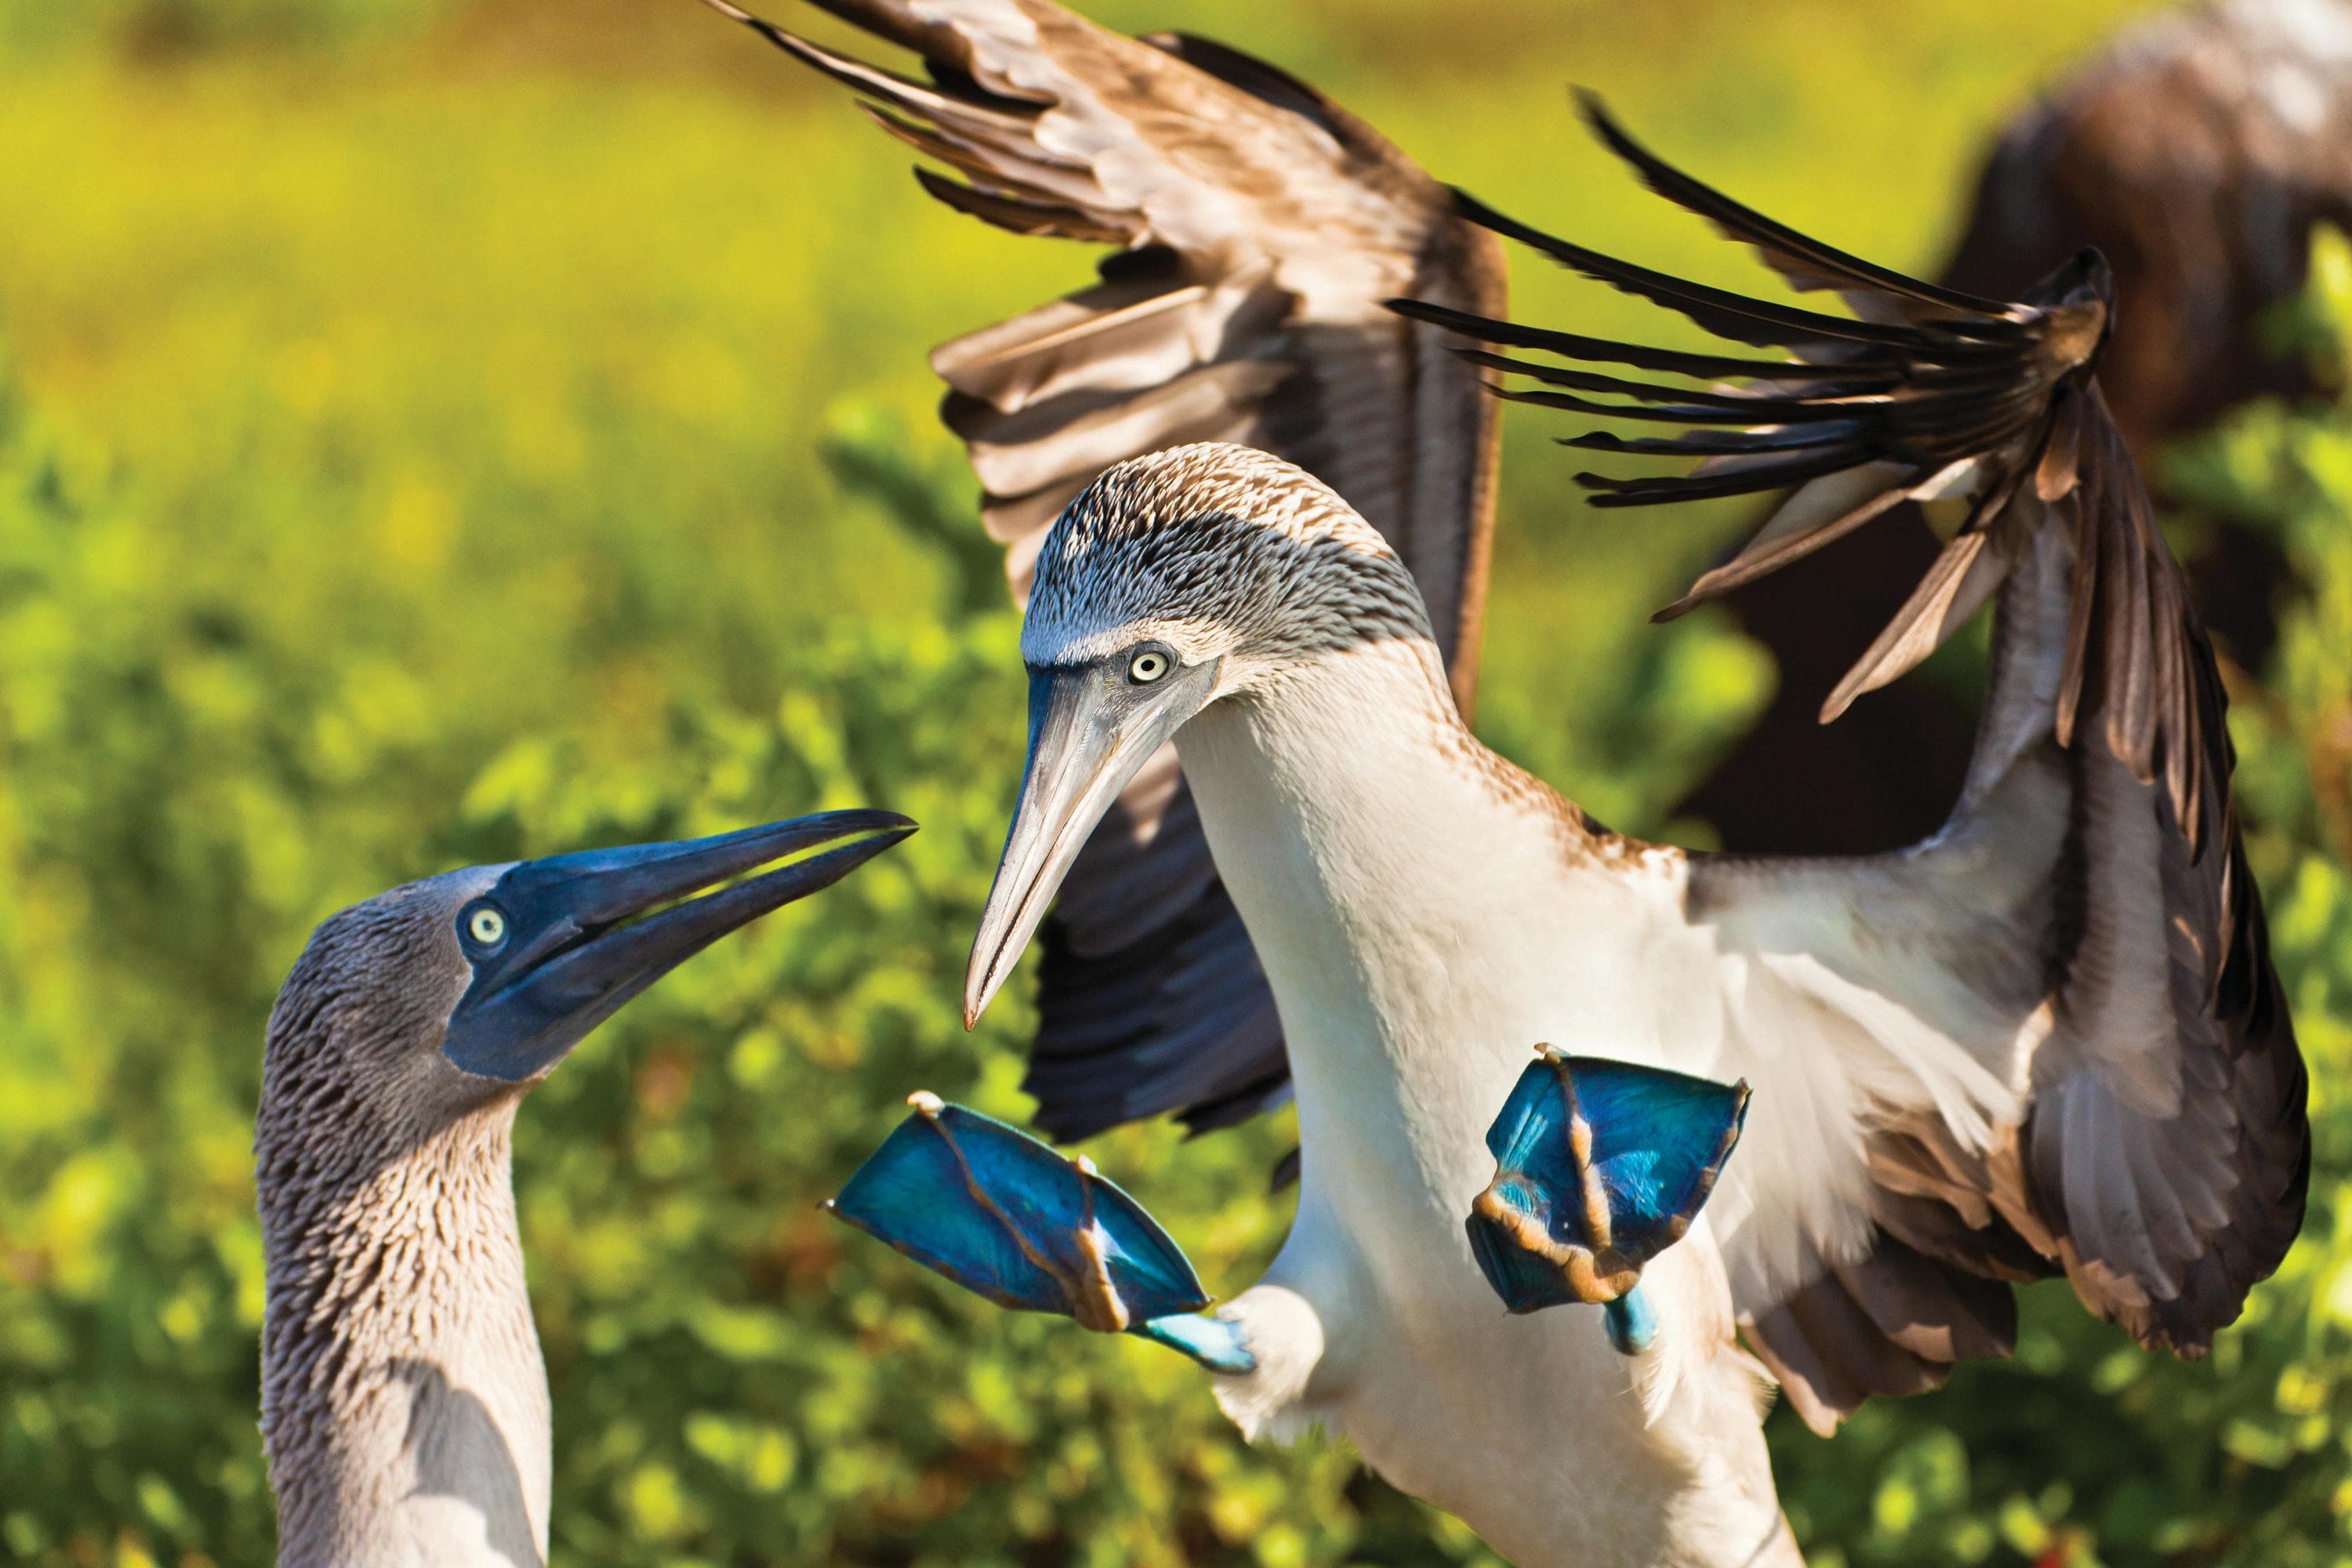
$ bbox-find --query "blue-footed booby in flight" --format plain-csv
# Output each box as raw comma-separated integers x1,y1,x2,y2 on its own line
706,6,2306,1561
982,122,2310,1564
255,811,911,1567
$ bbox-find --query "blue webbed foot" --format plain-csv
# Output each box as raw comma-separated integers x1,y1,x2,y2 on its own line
1465,1047,1749,1354
827,1092,1256,1375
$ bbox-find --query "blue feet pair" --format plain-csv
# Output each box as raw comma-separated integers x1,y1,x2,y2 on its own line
827,1054,1748,1365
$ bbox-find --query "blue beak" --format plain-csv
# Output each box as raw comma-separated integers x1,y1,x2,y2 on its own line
440,809,915,1082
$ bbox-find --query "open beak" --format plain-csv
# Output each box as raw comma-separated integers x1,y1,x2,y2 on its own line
964,662,1216,1028
441,809,915,1081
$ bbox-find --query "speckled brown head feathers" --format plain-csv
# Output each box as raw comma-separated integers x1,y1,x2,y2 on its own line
259,868,514,1186
1022,444,1434,677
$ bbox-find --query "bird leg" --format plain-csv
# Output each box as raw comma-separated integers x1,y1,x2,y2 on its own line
827,1093,1256,1374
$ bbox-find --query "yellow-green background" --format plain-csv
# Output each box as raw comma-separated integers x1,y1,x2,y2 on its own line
5,2,2352,1564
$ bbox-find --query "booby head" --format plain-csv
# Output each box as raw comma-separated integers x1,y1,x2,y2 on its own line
270,810,915,1116
256,809,911,1563
967,442,1436,1024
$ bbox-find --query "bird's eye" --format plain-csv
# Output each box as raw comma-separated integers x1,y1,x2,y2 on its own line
465,906,508,949
1128,648,1171,684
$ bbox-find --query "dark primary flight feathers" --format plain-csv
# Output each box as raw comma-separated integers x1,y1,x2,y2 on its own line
703,0,1505,1142
1399,94,2306,1426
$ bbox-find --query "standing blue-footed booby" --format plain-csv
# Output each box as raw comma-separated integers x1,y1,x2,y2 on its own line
255,811,911,1567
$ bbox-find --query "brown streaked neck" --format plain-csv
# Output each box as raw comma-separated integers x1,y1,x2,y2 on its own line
259,1098,551,1568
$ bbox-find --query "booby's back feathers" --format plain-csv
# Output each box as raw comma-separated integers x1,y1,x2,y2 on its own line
711,0,1502,1140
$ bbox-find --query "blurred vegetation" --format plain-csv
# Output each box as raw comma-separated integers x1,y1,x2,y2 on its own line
5,2,2350,1565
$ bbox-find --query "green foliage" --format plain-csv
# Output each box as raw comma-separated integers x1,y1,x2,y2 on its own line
0,0,460,57
12,5,2351,1567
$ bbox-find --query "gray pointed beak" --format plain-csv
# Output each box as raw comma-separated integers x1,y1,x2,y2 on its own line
964,660,1218,1028
442,809,916,1082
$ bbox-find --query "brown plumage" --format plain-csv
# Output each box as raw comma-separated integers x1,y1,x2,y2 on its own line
704,0,1503,1139
1686,0,2352,857
1944,0,2352,448
1405,95,2308,1429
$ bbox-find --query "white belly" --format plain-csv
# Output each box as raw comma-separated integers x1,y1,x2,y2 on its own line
1243,975,1794,1568
1173,655,1792,1567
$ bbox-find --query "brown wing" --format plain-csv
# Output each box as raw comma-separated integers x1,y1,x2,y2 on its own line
1410,98,2307,1428
1942,0,2352,449
704,0,1503,1138
1682,0,2352,858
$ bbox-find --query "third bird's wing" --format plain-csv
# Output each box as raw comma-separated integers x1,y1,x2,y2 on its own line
707,0,1503,1142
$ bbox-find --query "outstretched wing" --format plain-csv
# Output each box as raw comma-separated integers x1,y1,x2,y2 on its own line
1414,98,2307,1432
706,0,1503,1139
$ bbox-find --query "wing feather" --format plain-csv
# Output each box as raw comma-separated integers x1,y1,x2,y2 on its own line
708,0,1501,1138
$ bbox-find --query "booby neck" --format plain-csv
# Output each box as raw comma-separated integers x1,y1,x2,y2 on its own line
1174,636,1642,1222
258,1092,551,1568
